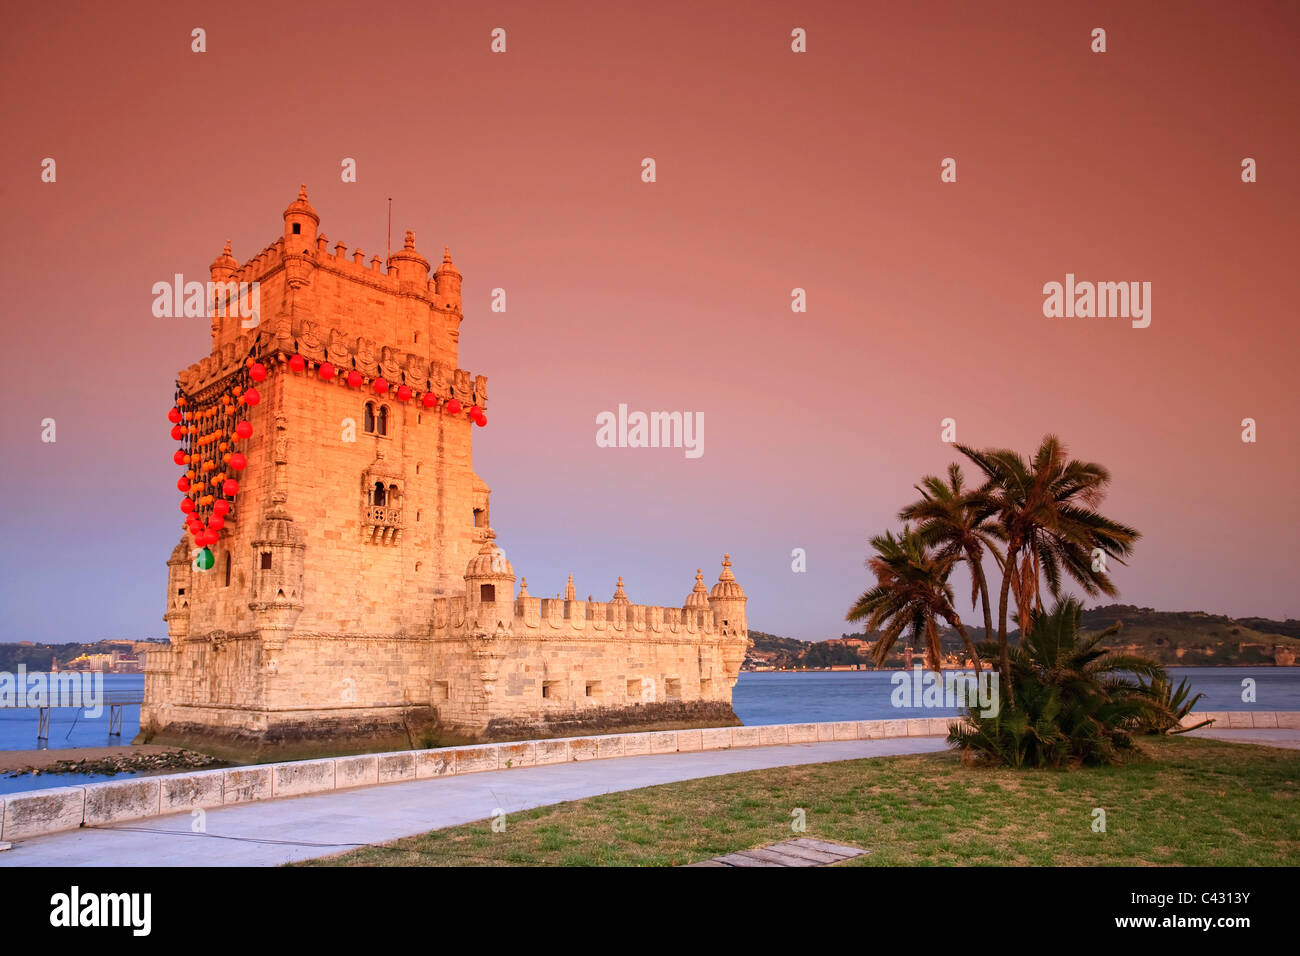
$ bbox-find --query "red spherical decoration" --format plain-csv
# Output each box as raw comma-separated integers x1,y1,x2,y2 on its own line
374,377,390,395
290,354,306,373
346,370,363,388
235,421,253,439
173,449,187,466
170,424,184,440
474,413,487,427
208,515,225,531
241,387,261,406
249,362,267,382
177,477,190,492
446,398,462,415
213,500,230,517
168,408,182,424
222,479,239,496
180,498,195,514
230,452,247,471
468,405,480,419
396,385,412,402
319,362,336,380
421,392,437,409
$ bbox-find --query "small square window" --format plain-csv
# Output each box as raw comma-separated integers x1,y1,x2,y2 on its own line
260,552,272,570
292,223,301,234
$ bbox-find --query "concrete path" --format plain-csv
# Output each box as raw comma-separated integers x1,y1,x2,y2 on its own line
0,737,948,867
1184,727,1300,750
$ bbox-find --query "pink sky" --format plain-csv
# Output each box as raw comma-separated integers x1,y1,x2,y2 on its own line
1,0,1297,643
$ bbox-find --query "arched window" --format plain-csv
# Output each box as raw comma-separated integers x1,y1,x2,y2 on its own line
377,405,389,436
364,402,375,433
373,481,386,507
388,484,399,507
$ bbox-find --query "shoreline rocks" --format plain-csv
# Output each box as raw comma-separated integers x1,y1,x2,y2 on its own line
4,749,222,779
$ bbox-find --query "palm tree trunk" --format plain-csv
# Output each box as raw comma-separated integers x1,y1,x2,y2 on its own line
968,548,994,669
997,549,1017,706
947,614,981,677
924,618,942,672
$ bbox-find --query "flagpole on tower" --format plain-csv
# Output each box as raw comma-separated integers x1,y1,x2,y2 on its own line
386,197,392,266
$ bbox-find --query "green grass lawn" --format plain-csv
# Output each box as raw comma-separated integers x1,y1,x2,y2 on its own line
298,735,1299,867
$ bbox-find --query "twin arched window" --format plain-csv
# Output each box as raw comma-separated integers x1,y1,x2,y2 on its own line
364,402,390,436
371,481,400,508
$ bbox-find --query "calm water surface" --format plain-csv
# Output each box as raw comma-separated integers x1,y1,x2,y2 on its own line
731,667,1300,725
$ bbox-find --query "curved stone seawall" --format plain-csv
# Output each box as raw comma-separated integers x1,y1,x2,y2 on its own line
2,711,1292,843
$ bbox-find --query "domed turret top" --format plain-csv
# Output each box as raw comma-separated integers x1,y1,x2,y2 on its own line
283,183,319,224
210,238,238,273
684,569,710,609
434,245,460,277
388,228,430,279
610,576,630,604
709,553,746,600
465,529,514,578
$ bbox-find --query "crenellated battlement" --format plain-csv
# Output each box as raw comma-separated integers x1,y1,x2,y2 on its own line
226,232,461,307
427,594,731,640
175,326,487,412
208,185,465,366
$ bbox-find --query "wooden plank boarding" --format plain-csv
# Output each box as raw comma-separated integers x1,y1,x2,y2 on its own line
687,839,870,867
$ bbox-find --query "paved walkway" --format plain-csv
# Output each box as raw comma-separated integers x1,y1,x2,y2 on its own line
0,737,948,867
6,728,1293,867
1184,727,1300,750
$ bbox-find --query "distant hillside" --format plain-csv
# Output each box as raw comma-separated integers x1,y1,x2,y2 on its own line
747,605,1300,669
1076,605,1300,666
0,640,166,671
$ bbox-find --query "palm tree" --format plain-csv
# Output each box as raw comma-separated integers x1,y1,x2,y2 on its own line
949,597,1169,767
957,435,1141,690
898,463,1003,666
846,526,982,672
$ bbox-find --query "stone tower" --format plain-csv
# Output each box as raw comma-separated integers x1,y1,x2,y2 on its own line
141,187,750,756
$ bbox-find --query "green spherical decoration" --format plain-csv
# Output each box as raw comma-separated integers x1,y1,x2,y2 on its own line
194,546,215,571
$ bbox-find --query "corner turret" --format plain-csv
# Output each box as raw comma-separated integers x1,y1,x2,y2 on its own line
282,183,319,253
248,505,306,651
708,553,748,638
434,245,462,313
465,530,516,632
163,538,193,643
389,229,430,285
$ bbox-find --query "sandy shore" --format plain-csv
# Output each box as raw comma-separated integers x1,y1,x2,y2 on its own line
0,745,189,774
